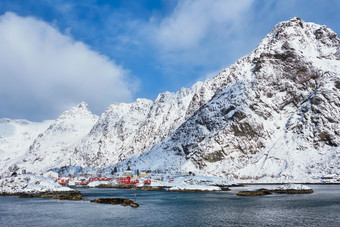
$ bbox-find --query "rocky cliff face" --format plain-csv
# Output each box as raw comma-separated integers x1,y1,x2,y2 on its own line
174,17,340,161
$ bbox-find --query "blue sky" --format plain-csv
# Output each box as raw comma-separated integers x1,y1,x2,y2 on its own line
0,0,339,121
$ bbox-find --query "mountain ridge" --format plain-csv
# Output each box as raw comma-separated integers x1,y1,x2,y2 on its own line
115,17,340,182
1,17,339,182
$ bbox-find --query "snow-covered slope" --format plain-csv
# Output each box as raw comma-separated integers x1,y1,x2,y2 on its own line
0,118,52,176
0,175,72,194
8,102,99,175
121,17,340,182
68,82,214,167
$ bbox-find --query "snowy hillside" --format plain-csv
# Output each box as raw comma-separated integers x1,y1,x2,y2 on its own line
0,119,52,176
1,18,339,183
4,102,99,175
67,82,214,167
0,175,72,194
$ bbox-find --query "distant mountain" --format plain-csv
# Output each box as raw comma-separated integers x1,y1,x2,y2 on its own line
0,118,52,175
70,83,211,167
1,18,339,182
1,102,98,176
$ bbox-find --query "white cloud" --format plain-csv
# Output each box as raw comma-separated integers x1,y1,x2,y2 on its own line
138,0,256,84
155,0,254,51
0,12,137,120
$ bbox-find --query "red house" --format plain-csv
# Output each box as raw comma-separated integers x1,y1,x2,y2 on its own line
75,180,88,185
88,176,111,182
144,179,151,185
117,176,131,185
130,179,139,184
100,177,111,181
55,178,68,185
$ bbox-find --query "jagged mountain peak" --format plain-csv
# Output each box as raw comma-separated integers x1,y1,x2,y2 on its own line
7,102,100,175
255,17,340,61
267,17,338,43
57,102,97,121
102,98,153,116
77,101,89,110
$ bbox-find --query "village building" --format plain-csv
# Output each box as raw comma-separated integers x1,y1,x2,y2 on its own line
139,172,148,178
144,179,151,185
43,170,59,179
123,170,133,177
117,176,131,185
88,176,112,182
55,178,68,186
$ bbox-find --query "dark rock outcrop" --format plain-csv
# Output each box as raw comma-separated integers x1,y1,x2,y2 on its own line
236,189,272,196
1,190,83,200
270,189,314,194
236,187,314,196
90,197,139,207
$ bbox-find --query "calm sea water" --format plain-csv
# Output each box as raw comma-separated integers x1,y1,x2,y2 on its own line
0,185,339,227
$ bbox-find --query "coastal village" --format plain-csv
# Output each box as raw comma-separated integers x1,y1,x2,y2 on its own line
0,163,321,205
6,165,339,190
44,168,178,188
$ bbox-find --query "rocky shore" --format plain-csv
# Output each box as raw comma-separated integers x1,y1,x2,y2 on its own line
270,189,313,194
237,189,272,196
1,191,140,207
90,197,139,207
236,184,314,196
0,190,83,200
133,186,167,191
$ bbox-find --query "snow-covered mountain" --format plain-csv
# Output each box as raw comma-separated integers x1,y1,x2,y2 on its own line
1,102,98,176
70,82,215,167
118,17,340,182
1,18,339,182
0,118,52,176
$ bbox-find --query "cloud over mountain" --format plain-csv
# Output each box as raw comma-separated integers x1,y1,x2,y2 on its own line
155,0,254,51
0,12,137,121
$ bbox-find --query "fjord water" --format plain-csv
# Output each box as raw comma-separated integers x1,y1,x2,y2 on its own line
1,185,339,226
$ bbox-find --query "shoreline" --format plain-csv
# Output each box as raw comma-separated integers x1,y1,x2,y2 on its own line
70,182,340,190
1,184,338,201
1,183,339,198
0,190,139,207
66,182,340,193
0,190,82,200
238,182,340,185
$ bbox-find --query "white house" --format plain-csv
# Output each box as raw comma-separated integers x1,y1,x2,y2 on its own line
123,170,133,177
43,170,59,179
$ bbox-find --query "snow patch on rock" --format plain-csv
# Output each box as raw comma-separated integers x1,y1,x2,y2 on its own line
274,184,312,191
169,185,221,192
